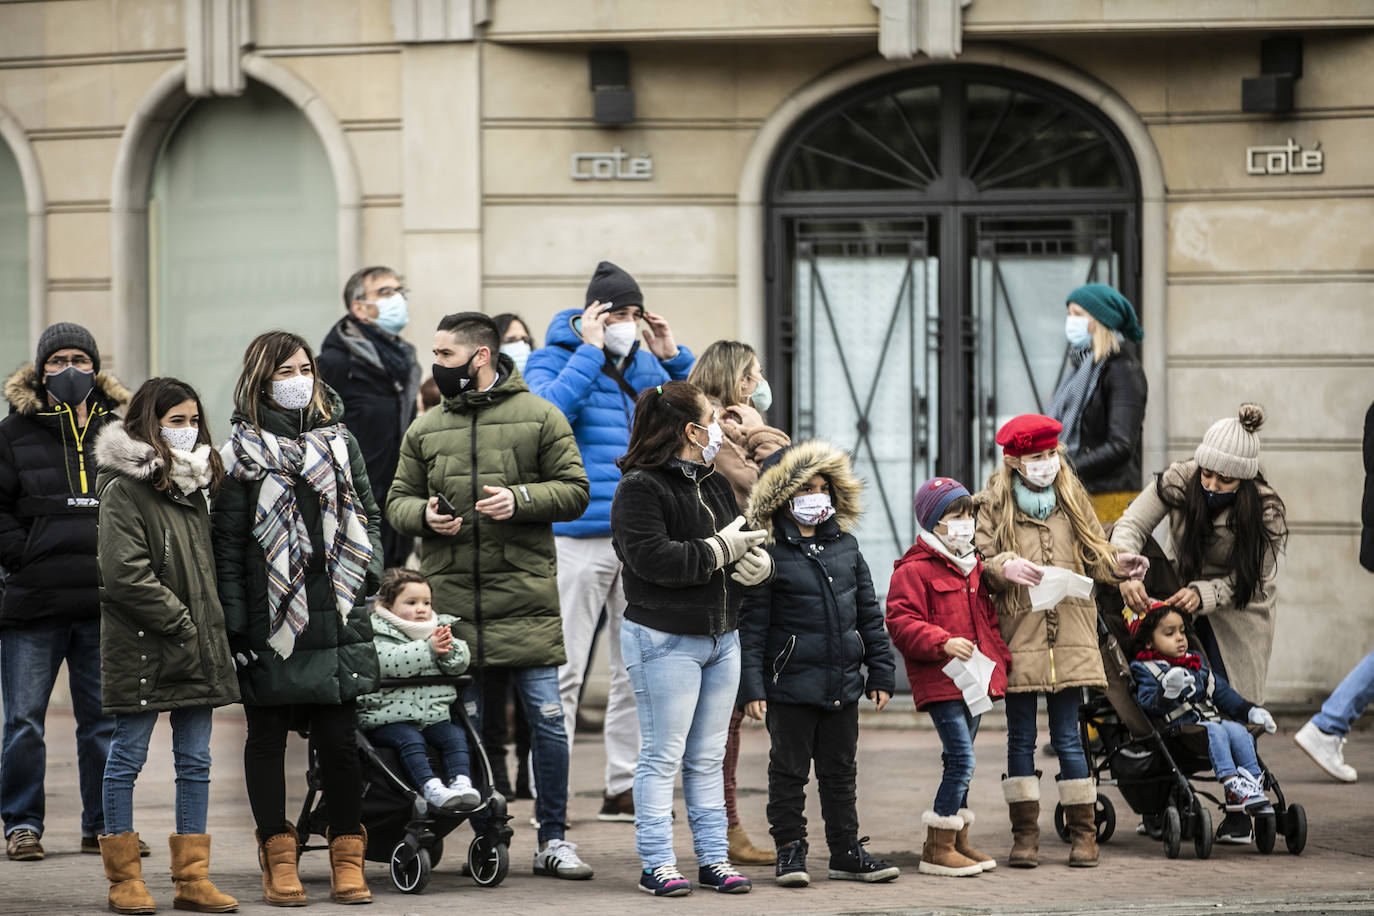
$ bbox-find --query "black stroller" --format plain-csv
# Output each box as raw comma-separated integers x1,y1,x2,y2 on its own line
294,674,514,893
1054,539,1308,859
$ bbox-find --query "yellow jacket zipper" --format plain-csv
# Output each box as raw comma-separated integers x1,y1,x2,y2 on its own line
64,405,95,494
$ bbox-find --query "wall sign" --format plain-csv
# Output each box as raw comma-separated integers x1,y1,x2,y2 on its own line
570,146,653,181
1246,138,1323,175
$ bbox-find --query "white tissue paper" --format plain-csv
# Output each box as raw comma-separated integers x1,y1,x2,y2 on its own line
941,647,998,715
1027,566,1093,611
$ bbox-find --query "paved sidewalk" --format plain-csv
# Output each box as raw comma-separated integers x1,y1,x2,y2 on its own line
1,708,1370,915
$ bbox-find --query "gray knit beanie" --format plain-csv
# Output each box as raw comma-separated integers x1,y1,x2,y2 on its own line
35,322,100,373
1194,403,1265,479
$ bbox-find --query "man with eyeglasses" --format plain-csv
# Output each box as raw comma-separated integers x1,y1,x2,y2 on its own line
0,322,129,862
319,265,423,568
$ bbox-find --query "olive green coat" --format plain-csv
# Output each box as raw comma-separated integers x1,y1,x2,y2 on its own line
387,359,589,668
95,423,239,715
211,389,383,706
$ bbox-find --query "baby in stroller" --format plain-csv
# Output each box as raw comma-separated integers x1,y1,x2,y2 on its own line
1128,602,1277,816
358,568,482,811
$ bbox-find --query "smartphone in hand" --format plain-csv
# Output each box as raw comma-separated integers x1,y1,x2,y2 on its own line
434,493,458,517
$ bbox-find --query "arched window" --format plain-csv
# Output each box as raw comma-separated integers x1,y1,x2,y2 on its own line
0,140,28,374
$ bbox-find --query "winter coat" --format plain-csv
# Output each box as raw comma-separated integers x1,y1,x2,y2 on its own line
357,612,470,731
1066,350,1148,494
711,401,790,510
1131,651,1255,727
973,484,1111,693
524,307,694,538
0,365,130,629
317,316,421,514
211,387,384,706
1362,401,1373,573
611,459,755,636
885,537,1012,711
94,423,239,715
1110,459,1284,703
738,441,895,709
387,356,589,668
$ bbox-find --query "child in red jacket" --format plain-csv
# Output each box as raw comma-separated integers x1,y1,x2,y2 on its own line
886,478,1012,879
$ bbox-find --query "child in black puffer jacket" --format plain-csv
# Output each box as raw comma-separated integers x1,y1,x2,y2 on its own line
739,440,897,888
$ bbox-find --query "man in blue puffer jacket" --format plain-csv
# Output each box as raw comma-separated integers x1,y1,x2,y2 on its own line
525,261,694,821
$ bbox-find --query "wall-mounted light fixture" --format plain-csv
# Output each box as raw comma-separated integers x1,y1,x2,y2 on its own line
1242,35,1303,114
590,49,634,125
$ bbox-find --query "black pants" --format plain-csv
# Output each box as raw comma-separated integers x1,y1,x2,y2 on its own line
766,701,860,851
244,702,362,837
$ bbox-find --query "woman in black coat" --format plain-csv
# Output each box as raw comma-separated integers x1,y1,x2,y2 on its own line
1049,283,1148,523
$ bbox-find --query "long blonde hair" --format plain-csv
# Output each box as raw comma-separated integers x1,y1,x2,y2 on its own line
687,340,756,409
981,444,1120,582
1091,320,1122,364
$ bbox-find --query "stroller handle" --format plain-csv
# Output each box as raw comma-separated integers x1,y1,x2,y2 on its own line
377,674,474,690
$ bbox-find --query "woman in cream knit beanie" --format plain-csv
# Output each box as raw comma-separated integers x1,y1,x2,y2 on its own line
1195,403,1266,480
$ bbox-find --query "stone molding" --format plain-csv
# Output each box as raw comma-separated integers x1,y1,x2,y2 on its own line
185,0,253,98
0,105,48,354
392,0,490,43
872,0,972,61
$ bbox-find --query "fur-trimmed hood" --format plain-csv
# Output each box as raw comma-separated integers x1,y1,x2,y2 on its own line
94,421,215,494
4,363,131,417
745,439,863,539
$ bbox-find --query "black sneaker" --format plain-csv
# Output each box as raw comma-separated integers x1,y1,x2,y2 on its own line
698,861,751,894
597,789,635,822
1216,811,1254,845
828,837,900,882
775,840,810,887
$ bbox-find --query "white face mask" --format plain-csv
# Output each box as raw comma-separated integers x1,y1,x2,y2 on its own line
790,493,835,527
502,340,532,373
374,293,409,335
271,375,315,410
160,426,200,453
1020,456,1060,489
692,421,723,464
603,321,638,357
939,517,976,555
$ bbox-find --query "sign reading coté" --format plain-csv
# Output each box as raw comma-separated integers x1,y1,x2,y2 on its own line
1245,138,1323,176
570,146,653,181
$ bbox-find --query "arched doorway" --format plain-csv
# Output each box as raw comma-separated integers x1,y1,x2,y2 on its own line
765,64,1140,577
0,138,27,373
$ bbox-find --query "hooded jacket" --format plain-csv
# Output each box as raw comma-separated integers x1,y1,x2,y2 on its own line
386,356,589,668
94,423,239,714
523,307,693,538
738,441,896,709
0,364,130,629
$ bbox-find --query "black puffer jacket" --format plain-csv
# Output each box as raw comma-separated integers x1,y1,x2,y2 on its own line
738,441,896,709
1069,349,1148,494
0,365,130,629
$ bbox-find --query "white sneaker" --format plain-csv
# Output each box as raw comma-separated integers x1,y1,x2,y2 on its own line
1294,721,1358,782
448,774,481,809
422,778,465,810
533,838,594,880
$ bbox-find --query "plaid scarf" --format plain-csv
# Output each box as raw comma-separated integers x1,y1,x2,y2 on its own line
224,421,373,659
1049,345,1108,456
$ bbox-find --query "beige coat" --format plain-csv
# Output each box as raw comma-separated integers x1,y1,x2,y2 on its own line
709,401,790,510
1110,460,1282,703
973,488,1111,694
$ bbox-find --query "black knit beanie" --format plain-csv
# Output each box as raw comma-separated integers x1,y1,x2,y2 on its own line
584,261,644,312
36,322,100,373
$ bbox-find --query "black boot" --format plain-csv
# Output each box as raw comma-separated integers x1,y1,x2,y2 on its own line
828,837,900,883
775,840,809,887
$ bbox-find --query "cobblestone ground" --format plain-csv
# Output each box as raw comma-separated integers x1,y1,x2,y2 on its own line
2,708,1370,915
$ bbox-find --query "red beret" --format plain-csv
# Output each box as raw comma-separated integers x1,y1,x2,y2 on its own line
996,414,1062,457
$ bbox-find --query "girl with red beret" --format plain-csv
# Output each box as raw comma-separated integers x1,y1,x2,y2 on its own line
972,414,1148,870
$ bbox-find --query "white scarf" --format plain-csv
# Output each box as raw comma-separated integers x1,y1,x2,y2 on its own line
167,444,214,493
373,605,439,642
919,530,978,577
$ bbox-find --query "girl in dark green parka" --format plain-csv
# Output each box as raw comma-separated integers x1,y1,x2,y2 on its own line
95,376,239,914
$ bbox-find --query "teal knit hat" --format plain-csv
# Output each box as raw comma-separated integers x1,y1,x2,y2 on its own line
1066,283,1144,343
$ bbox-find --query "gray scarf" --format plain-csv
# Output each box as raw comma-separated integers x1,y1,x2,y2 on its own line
1050,346,1108,457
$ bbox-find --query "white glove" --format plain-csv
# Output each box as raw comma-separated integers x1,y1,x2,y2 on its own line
1116,552,1150,580
730,545,773,586
705,515,768,569
1160,667,1195,699
1248,707,1277,734
1001,557,1044,587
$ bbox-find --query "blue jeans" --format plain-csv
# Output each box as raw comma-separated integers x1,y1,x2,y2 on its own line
1312,648,1374,736
1,619,113,838
1005,689,1089,780
463,665,568,844
369,720,470,787
927,700,982,816
1201,719,1260,780
104,707,213,835
621,619,739,871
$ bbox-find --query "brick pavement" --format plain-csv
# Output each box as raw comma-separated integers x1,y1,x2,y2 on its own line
1,708,1370,915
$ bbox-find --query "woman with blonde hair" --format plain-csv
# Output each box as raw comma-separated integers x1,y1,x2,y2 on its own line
686,340,788,866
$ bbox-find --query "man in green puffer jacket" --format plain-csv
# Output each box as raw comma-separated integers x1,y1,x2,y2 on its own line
387,312,592,879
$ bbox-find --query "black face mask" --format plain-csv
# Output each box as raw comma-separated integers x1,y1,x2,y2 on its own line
44,366,96,407
431,355,477,399
1204,488,1238,513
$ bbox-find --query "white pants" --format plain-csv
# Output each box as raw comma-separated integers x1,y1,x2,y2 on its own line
555,535,639,796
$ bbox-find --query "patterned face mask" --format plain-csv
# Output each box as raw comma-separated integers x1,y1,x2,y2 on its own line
790,492,835,527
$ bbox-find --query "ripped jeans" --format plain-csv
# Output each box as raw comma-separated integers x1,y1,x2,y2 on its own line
463,665,569,844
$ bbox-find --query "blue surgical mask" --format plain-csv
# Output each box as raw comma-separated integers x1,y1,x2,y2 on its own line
1065,315,1092,350
502,340,532,373
374,293,409,335
750,376,773,413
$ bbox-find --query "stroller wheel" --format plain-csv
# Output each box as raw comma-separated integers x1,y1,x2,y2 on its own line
1191,802,1213,860
468,834,510,888
1094,796,1116,843
1053,803,1070,843
390,842,432,894
1254,813,1277,854
1161,805,1181,859
1283,804,1307,855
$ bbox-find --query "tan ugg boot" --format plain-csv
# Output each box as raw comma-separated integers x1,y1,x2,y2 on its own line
99,832,157,915
954,808,997,871
255,827,306,907
727,823,776,865
1002,775,1040,868
1058,778,1099,867
327,826,372,904
917,812,982,877
168,834,238,913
